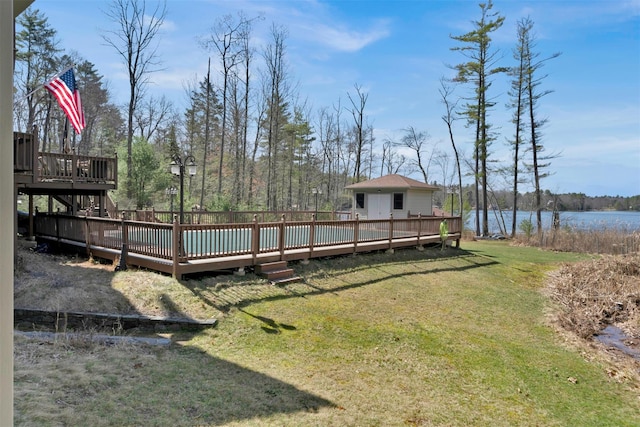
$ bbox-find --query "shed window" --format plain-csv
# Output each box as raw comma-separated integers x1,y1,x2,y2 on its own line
393,193,404,210
356,193,365,209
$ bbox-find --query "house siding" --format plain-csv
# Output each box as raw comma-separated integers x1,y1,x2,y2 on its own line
406,189,434,217
351,188,435,219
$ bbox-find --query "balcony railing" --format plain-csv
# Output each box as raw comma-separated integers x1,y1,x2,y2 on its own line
14,131,117,186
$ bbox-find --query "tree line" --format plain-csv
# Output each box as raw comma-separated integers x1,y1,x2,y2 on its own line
15,0,598,237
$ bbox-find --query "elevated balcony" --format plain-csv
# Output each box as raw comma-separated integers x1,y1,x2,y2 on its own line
14,131,117,192
14,131,118,219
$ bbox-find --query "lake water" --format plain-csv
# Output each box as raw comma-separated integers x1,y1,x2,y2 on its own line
466,210,640,234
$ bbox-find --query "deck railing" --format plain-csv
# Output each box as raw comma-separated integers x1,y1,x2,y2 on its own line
38,152,117,185
34,213,462,278
116,209,351,224
14,130,117,186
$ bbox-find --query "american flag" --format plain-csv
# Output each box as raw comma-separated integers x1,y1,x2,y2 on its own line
44,68,86,134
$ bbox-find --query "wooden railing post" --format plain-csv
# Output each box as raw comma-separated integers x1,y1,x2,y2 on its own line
33,206,38,237
388,213,394,251
354,213,359,253
417,213,422,248
71,150,77,183
32,126,40,182
55,209,60,241
172,214,180,278
309,213,316,256
252,214,259,264
279,214,286,260
27,195,34,239
116,211,128,271
84,212,91,258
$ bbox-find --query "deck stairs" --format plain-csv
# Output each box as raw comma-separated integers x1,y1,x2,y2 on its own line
255,261,301,285
55,193,117,218
54,194,93,213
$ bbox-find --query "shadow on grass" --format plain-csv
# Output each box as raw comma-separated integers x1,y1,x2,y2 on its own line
97,340,335,425
180,247,499,320
14,241,335,425
238,307,298,334
15,319,334,426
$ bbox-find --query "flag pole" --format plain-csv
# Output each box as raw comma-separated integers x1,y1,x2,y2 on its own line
61,116,69,153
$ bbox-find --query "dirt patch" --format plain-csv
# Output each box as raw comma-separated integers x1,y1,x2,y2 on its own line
546,253,640,382
13,240,226,322
14,240,136,315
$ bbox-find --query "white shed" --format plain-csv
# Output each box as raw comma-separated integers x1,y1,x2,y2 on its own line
344,174,440,219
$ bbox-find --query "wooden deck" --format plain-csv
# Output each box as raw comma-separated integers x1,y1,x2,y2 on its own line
14,131,117,189
34,213,462,279
14,130,117,219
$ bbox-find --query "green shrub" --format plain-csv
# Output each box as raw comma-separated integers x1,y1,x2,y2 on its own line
519,218,534,238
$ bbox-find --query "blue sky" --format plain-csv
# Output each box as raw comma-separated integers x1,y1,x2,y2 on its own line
31,0,640,197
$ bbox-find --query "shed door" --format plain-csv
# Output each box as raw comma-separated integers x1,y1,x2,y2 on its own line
368,193,391,219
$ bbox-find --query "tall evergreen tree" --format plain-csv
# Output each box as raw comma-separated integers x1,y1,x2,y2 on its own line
519,17,560,241
507,19,529,237
73,59,110,155
183,73,222,209
450,0,506,236
14,8,60,139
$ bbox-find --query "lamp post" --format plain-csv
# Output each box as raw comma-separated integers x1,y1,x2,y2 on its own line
311,187,322,218
450,187,458,216
165,187,178,215
170,155,196,224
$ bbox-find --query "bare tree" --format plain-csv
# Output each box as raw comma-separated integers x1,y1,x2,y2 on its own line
439,79,463,218
347,84,368,182
398,126,436,183
333,99,352,199
261,24,290,210
102,0,166,199
134,94,173,141
247,86,267,207
381,137,405,175
202,14,247,195
237,14,258,204
316,107,335,200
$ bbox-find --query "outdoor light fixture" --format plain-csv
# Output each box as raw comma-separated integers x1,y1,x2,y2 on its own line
450,187,458,216
170,160,180,176
165,187,178,214
187,159,196,177
170,155,197,224
311,186,323,217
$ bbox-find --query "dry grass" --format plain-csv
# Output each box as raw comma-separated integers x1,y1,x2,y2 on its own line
546,253,640,339
544,253,640,385
514,227,640,255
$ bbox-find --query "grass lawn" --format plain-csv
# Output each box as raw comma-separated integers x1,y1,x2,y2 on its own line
14,241,640,426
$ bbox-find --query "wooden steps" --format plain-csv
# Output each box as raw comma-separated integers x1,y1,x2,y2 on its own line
255,261,301,285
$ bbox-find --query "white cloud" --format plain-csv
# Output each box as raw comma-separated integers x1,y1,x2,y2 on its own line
297,20,391,52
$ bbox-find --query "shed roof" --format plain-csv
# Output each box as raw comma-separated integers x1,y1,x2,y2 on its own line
344,174,440,191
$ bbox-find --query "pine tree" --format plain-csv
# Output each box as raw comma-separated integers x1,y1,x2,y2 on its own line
450,0,506,236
